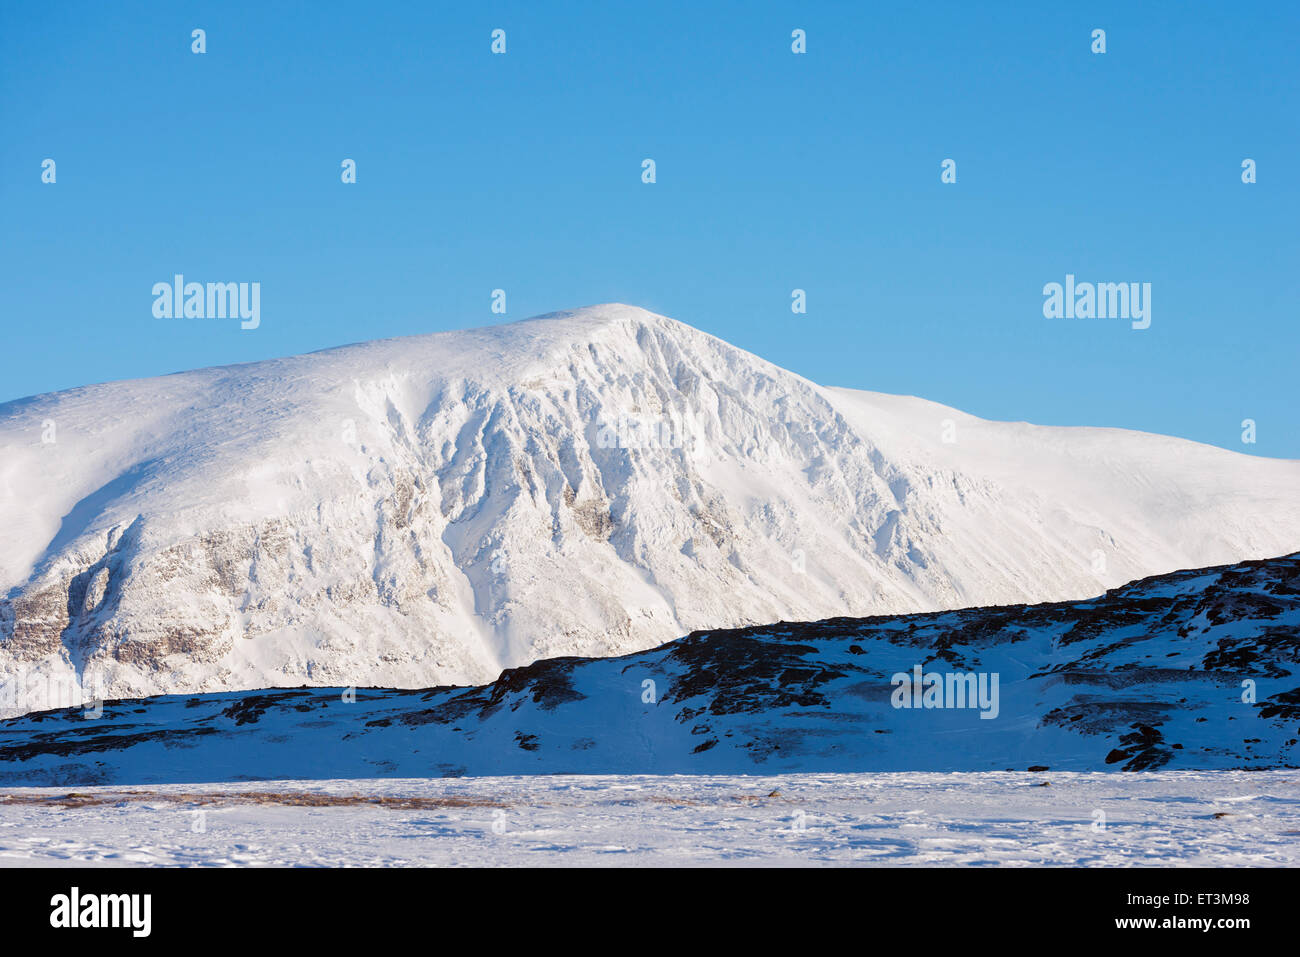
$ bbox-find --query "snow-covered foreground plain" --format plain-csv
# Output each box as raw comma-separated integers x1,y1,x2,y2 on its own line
1,771,1296,867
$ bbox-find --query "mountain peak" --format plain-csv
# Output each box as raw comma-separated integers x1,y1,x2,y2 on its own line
1,304,1297,715
520,301,673,325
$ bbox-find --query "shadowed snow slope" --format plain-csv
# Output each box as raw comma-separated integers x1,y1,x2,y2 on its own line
0,553,1296,784
0,304,1297,712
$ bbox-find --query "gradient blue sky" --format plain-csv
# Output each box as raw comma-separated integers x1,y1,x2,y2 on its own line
2,1,1296,456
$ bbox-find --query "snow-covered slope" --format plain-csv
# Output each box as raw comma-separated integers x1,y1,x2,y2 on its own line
0,304,1297,710
1,553,1296,785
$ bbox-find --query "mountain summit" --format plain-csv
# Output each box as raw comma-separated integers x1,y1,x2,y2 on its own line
1,304,1297,711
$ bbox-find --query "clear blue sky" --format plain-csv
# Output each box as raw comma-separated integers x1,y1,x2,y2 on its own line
2,1,1296,456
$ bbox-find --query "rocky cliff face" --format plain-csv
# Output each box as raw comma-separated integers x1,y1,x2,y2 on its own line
1,304,1298,714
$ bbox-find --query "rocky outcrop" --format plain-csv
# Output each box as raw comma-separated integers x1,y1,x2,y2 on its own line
0,552,1295,784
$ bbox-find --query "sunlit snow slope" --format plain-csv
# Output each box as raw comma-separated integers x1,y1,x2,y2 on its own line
0,304,1296,710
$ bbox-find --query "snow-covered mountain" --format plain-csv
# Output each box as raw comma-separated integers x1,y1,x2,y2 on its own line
1,303,1297,712
1,552,1296,785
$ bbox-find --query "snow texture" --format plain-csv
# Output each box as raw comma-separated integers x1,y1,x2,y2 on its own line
0,771,1296,867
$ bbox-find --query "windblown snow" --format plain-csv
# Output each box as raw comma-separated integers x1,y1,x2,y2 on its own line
1,304,1297,712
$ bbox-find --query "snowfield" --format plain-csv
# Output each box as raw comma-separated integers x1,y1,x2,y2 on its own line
2,304,1298,713
0,771,1296,867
